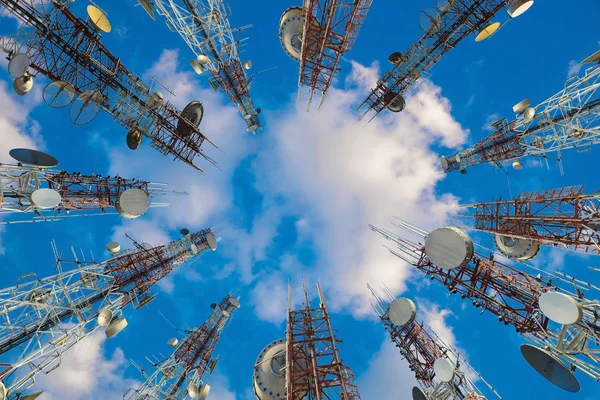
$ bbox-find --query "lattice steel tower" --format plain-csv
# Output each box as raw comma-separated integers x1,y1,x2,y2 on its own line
441,52,600,174
368,285,501,400
357,0,534,122
370,220,600,392
124,293,240,400
0,0,219,172
0,228,218,399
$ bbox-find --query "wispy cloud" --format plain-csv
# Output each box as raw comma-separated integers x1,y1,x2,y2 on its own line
567,60,583,78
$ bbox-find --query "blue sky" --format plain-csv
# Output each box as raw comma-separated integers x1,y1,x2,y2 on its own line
1,0,600,399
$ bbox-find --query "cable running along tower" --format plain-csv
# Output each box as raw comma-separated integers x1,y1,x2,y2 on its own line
124,293,240,400
0,0,219,172
368,285,501,400
369,220,600,392
356,0,534,122
441,52,600,174
278,0,373,110
135,0,263,133
0,229,218,399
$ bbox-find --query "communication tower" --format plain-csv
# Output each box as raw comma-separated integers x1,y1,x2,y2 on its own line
124,293,240,400
253,280,361,399
135,0,263,133
459,185,600,259
0,148,176,225
0,0,219,172
370,220,600,392
441,51,600,174
356,0,534,122
368,285,501,400
279,0,373,110
0,228,218,399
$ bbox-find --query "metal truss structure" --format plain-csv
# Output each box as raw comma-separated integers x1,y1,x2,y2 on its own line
124,293,239,399
144,0,263,133
370,220,600,384
368,285,498,400
0,0,219,172
298,0,372,110
357,0,525,123
461,185,600,255
0,228,217,399
442,61,600,174
286,280,361,400
0,163,172,225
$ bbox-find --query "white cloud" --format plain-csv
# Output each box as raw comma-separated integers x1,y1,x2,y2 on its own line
567,60,583,78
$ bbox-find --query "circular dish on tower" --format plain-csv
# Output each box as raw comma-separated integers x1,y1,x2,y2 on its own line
539,291,583,325
106,241,121,253
105,317,128,338
30,188,61,209
475,22,500,42
8,53,30,79
412,386,428,400
187,384,198,398
70,89,102,126
279,7,319,62
437,0,455,12
424,227,474,270
190,243,198,255
389,298,417,327
206,233,217,251
168,337,179,347
388,52,404,64
419,7,442,33
87,5,112,33
43,80,76,108
520,344,580,392
199,384,210,400
508,0,534,18
126,127,143,150
440,156,449,170
14,75,33,96
513,98,531,114
247,124,259,132
177,101,204,137
384,92,406,113
10,148,59,168
253,339,289,400
433,358,455,383
492,225,540,260
523,107,536,121
97,309,113,326
512,160,523,170
115,188,150,219
230,297,241,308
137,0,156,20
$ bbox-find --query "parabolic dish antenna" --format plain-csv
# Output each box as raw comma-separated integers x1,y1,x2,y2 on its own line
9,148,59,168
385,92,406,113
181,228,190,236
105,317,128,338
191,243,198,255
440,156,449,170
279,7,306,62
197,54,211,65
126,127,143,150
523,107,536,121
190,59,204,74
512,160,523,170
508,0,534,18
244,60,253,70
388,298,417,327
97,309,114,326
137,0,155,20
177,101,204,137
149,91,164,108
168,337,179,347
424,227,474,270
14,75,33,96
230,297,241,308
30,188,62,209
8,53,30,79
187,384,198,398
87,5,112,33
199,384,210,400
70,89,102,125
433,358,455,383
115,188,150,219
253,339,289,400
419,7,442,33
247,124,259,132
388,52,404,65
0,382,7,400
475,22,500,42
43,80,76,108
437,0,455,12
106,241,121,253
206,233,217,251
581,49,600,64
412,386,428,400
512,98,531,114
493,227,540,260
520,344,580,392
539,291,583,325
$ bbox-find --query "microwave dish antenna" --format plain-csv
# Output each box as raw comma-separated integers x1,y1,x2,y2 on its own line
43,81,76,108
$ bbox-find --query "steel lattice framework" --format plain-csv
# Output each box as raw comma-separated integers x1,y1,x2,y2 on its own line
370,220,600,382
0,163,172,224
357,0,517,122
286,281,361,400
442,62,600,173
461,185,600,254
368,285,495,400
124,293,239,399
0,0,219,172
298,0,372,110
147,0,263,133
0,228,217,399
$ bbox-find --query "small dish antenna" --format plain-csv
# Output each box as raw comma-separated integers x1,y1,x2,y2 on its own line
424,227,474,270
177,101,204,137
190,243,198,255
229,297,241,308
433,358,455,383
512,98,531,113
508,0,534,18
9,148,59,168
168,337,179,347
0,382,7,400
197,54,211,65
187,383,199,398
489,117,506,129
206,233,217,251
412,386,428,400
493,230,540,260
8,53,30,79
69,89,102,125
106,241,121,253
181,228,190,236
87,5,112,33
97,309,114,326
539,291,583,325
148,91,164,109
43,80,76,108
512,160,523,170
247,124,259,132
199,384,210,400
137,0,156,20
475,22,500,42
388,298,417,327
436,0,455,12
419,7,442,34
30,188,62,209
105,317,128,338
126,127,143,150
135,294,157,309
190,59,204,74
13,75,33,96
244,60,253,70
115,188,150,219
384,92,406,113
581,49,600,64
278,7,306,62
440,156,449,170
523,107,536,121
388,52,404,65
520,344,580,392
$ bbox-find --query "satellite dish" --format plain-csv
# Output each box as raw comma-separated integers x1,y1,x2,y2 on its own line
475,22,500,42
539,291,583,325
412,386,428,400
9,148,59,168
106,241,121,253
190,243,198,255
30,188,62,209
13,75,33,95
87,5,112,33
493,231,540,260
244,114,253,120
187,383,199,398
105,317,128,338
8,53,30,78
149,91,164,108
433,358,455,383
135,294,157,309
230,297,241,308
210,303,217,309
388,298,417,327
436,0,455,12
223,310,230,317
418,7,442,33
97,309,114,326
168,337,179,347
512,98,531,114
388,52,404,65
581,49,600,64
190,59,204,74
199,384,210,400
424,227,474,270
70,89,102,125
0,383,7,400
256,108,262,114
126,127,143,150
253,339,290,400
247,124,259,132
43,80,76,108
385,92,406,113
512,160,523,170
279,7,306,61
206,233,217,251
197,54,211,65
177,101,204,137
520,344,580,392
115,188,150,219
523,107,536,121
244,60,253,70
508,0,534,18
440,156,449,170
181,228,190,236
137,0,155,20
411,70,422,82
